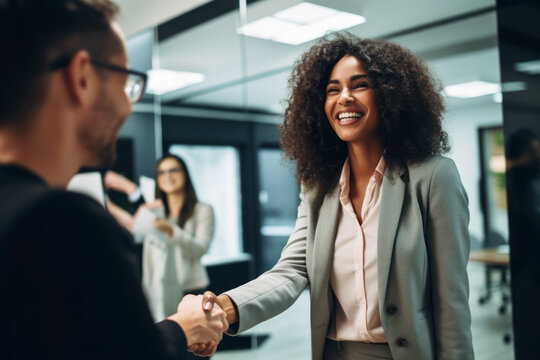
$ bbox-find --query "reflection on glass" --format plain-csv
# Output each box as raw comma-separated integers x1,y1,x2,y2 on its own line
168,144,243,260
258,148,299,272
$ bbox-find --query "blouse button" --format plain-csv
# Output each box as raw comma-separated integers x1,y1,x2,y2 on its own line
386,305,397,315
396,338,407,347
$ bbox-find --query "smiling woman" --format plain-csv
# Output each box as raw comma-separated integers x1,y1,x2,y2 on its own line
280,33,449,192
214,33,473,360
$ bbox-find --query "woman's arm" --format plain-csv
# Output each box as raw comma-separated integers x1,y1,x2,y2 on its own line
106,198,134,230
167,204,215,259
426,158,474,360
221,191,309,334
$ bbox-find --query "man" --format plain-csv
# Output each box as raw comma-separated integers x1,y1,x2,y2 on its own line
0,1,227,358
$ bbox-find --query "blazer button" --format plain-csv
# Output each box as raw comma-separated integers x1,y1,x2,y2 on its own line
386,305,397,315
397,338,407,347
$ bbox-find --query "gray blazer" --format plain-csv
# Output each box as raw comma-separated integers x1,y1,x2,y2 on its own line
225,156,473,360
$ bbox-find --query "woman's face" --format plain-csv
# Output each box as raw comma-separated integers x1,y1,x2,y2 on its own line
156,158,186,194
324,55,381,144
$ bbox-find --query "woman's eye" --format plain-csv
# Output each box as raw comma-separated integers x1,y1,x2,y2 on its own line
326,87,339,93
354,82,369,89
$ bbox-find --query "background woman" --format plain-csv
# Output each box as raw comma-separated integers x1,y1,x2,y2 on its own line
144,155,214,321
204,34,473,360
107,155,215,322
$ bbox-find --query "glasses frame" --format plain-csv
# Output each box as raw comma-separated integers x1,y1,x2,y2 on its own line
49,56,148,103
156,167,183,177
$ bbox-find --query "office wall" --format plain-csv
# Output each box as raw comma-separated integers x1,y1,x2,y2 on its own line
444,103,503,242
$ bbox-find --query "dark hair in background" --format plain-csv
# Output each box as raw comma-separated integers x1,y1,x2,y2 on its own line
155,155,198,228
0,0,120,124
279,33,450,191
506,128,539,161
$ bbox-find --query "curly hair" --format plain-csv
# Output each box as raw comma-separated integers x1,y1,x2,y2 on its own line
279,33,450,191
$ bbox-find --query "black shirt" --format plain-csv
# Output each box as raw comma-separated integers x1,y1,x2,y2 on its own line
0,165,188,359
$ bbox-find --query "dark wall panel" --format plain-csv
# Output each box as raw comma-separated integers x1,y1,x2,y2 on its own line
497,0,540,358
118,112,156,179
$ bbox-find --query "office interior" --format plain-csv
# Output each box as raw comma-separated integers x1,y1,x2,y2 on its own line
97,0,539,359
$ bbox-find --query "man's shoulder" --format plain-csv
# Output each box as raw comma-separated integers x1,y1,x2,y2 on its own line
0,171,120,245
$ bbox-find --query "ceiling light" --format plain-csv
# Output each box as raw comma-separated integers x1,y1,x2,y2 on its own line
273,24,327,45
444,81,501,98
238,2,366,45
274,2,337,24
515,59,540,74
237,16,299,39
501,81,527,92
313,12,366,32
146,69,205,95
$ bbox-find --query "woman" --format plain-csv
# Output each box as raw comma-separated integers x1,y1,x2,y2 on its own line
108,155,215,321
205,34,473,360
143,155,215,321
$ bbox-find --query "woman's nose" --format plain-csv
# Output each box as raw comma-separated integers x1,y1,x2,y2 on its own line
338,88,354,104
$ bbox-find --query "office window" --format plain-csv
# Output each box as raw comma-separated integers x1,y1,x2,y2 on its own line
168,144,243,260
479,126,509,246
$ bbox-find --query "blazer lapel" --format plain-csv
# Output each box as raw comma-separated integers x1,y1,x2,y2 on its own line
377,166,407,305
310,184,341,297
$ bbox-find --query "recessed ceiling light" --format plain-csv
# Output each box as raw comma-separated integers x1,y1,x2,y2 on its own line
238,2,366,45
501,81,527,92
274,2,337,24
237,16,300,40
313,12,366,32
444,81,501,98
515,59,540,75
273,24,327,45
146,69,205,95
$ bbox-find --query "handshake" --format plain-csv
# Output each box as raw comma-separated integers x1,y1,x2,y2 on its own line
168,291,234,357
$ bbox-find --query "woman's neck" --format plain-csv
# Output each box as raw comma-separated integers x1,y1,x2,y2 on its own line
166,191,185,218
347,139,384,180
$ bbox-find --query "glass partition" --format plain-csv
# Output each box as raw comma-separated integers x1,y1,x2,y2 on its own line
118,0,523,358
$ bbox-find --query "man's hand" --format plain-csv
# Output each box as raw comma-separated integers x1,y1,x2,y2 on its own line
103,170,137,195
168,294,228,357
189,292,239,356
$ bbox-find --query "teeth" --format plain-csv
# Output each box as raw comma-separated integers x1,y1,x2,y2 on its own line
338,112,363,121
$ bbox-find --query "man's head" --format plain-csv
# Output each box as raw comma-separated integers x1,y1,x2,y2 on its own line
0,0,139,168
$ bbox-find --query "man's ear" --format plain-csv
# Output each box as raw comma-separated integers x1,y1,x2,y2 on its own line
64,50,94,105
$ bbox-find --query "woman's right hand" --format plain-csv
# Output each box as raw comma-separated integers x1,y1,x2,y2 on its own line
153,218,174,238
130,199,164,230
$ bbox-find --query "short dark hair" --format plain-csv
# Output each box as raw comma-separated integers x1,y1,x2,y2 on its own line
279,33,450,191
506,128,539,161
0,0,120,124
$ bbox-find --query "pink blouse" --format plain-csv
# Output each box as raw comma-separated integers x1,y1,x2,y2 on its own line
327,156,388,343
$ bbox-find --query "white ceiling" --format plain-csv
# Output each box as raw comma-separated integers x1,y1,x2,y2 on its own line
116,0,212,37
126,0,503,116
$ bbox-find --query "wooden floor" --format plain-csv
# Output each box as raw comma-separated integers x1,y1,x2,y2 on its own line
213,263,514,360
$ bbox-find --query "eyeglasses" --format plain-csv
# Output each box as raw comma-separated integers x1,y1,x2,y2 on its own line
156,167,182,177
49,56,148,104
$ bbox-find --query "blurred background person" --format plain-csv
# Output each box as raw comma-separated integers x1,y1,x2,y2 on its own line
108,155,215,321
